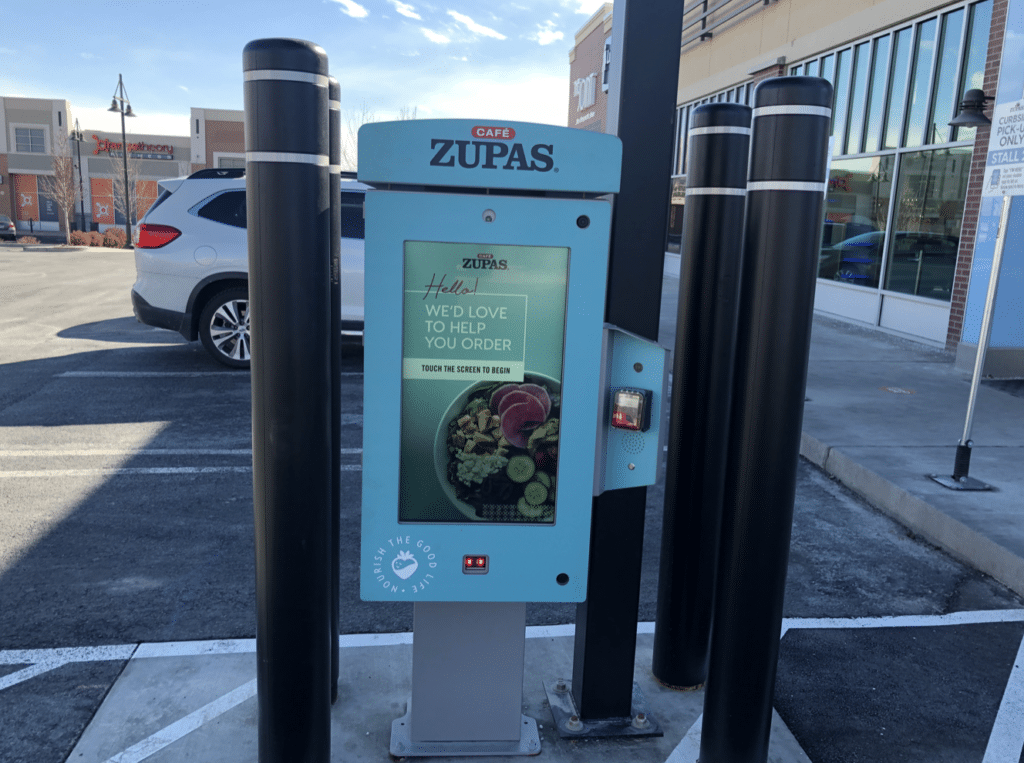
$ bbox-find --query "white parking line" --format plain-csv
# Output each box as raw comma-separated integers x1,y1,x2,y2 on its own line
0,448,361,457
0,467,255,478
982,631,1024,763
99,679,257,763
59,372,247,378
0,661,70,691
779,608,1024,638
0,464,362,478
58,371,365,378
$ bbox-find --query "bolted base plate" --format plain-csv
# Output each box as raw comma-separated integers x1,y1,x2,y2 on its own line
543,679,663,739
390,709,541,757
929,473,993,491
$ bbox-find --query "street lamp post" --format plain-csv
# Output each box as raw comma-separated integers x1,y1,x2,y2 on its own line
108,73,136,245
70,119,86,232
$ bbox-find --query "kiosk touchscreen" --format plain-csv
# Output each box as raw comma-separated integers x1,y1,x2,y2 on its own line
358,119,621,603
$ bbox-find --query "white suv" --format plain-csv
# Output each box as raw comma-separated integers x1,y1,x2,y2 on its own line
131,168,367,368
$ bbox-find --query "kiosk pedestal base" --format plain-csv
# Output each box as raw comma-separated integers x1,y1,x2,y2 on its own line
391,602,539,757
390,712,540,757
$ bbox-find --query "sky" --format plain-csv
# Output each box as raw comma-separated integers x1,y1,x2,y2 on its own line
0,0,608,138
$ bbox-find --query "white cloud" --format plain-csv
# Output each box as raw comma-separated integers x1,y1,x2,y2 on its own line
415,74,568,125
73,105,191,137
80,52,97,60
178,85,189,92
573,0,609,15
421,28,451,44
530,20,564,45
332,0,369,19
447,11,507,40
389,0,421,20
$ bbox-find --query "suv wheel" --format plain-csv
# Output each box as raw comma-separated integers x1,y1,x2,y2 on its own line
199,287,251,369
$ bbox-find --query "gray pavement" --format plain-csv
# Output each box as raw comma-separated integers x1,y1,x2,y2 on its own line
4,245,1024,762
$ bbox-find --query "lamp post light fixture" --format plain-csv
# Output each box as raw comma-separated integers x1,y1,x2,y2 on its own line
949,89,994,128
70,118,86,232
108,73,136,245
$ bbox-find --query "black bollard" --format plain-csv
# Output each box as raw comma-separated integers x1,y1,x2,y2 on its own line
652,102,751,689
328,75,342,707
571,0,685,724
244,38,333,762
700,77,832,763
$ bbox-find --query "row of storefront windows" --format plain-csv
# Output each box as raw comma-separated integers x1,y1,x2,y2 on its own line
670,0,991,305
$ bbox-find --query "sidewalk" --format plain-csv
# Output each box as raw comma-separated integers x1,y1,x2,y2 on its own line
801,312,1024,598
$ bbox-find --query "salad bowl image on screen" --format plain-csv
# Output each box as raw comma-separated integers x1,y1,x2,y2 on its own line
433,373,561,523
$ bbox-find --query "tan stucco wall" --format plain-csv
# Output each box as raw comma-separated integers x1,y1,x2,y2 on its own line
678,0,960,103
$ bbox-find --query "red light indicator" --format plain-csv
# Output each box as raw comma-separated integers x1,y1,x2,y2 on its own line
463,555,489,574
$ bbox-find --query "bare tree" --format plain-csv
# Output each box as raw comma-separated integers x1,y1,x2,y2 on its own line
39,127,77,245
338,103,418,172
339,102,377,172
109,150,142,229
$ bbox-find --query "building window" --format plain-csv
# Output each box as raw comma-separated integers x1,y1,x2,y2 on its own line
883,147,971,300
14,127,46,153
821,156,896,287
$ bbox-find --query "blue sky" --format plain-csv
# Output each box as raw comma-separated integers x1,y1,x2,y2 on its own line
1,0,607,137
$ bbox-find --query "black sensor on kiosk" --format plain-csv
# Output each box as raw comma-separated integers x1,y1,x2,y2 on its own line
357,119,622,603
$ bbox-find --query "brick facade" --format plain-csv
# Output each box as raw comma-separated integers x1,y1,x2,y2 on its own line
946,0,1005,350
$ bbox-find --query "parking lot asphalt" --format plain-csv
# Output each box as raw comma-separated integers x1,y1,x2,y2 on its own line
1,244,1023,763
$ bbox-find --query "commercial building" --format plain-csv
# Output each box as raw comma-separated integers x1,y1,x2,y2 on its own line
570,0,1020,375
0,96,244,236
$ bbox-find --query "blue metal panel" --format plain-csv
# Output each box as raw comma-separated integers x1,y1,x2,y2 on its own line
598,327,669,492
360,190,612,603
357,119,621,194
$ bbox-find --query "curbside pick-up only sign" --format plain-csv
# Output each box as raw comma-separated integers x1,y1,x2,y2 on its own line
984,99,1024,197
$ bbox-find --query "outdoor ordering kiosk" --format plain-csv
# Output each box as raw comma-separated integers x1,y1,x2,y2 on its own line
357,119,666,756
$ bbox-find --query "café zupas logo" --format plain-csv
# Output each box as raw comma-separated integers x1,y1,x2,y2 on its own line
429,125,554,172
462,252,508,271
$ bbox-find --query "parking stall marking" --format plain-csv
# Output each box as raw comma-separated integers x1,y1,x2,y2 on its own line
4,611,1024,763
98,679,258,763
0,448,360,457
982,630,1024,763
57,371,365,378
0,448,363,478
0,465,362,478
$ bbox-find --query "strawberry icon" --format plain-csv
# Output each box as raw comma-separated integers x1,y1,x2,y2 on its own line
391,550,419,580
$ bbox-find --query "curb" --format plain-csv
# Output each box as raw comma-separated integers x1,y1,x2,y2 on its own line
800,432,1024,599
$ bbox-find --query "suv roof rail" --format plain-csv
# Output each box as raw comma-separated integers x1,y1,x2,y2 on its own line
188,168,245,179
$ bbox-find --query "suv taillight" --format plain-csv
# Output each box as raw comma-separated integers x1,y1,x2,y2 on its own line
137,223,181,249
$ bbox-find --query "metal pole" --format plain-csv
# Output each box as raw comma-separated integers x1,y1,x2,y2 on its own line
117,76,132,245
571,0,684,722
953,194,1010,482
74,119,86,232
652,103,751,690
244,38,332,763
328,75,342,706
700,77,833,763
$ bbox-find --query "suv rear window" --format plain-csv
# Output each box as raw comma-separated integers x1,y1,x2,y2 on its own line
196,190,246,229
340,191,364,239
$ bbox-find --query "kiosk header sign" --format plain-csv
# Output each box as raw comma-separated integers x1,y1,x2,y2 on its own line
358,120,621,603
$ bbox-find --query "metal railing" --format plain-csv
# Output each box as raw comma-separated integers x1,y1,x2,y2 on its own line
682,0,775,50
